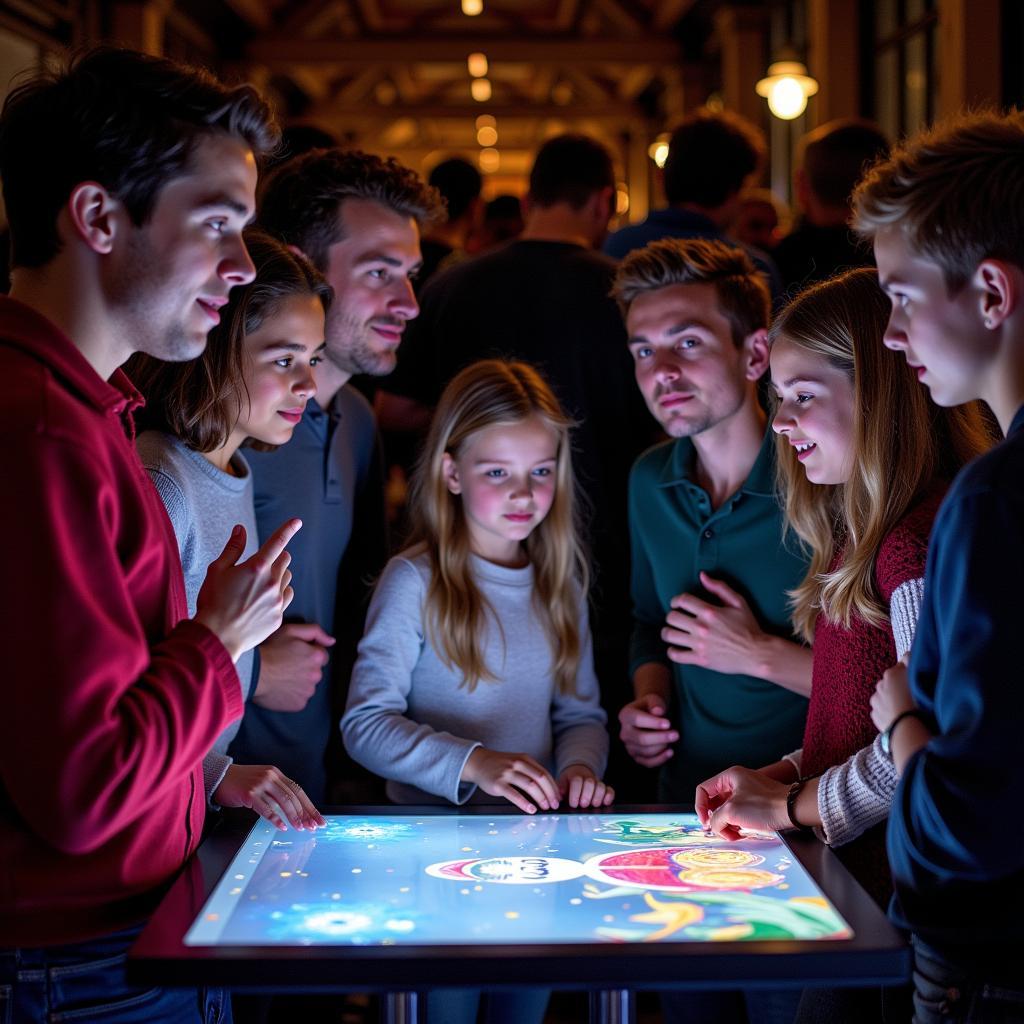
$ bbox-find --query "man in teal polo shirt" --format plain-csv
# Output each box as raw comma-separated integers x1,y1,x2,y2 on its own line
613,237,811,806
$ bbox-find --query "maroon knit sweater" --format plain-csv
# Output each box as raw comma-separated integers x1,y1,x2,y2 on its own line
801,488,944,906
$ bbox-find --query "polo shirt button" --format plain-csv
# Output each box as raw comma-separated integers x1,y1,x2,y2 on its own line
703,528,714,539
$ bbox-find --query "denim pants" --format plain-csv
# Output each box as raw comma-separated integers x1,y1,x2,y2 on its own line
0,925,231,1024
911,938,1024,1024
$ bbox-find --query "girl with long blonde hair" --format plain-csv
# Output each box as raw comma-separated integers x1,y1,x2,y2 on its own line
342,359,611,1024
695,268,991,899
343,358,611,813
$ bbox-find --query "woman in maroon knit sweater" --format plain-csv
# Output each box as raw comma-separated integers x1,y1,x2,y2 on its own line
695,269,991,902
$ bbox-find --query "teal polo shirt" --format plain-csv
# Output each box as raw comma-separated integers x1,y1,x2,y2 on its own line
628,430,809,802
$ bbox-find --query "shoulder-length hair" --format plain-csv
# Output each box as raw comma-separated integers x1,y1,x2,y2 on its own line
129,228,331,452
770,267,993,641
407,359,588,695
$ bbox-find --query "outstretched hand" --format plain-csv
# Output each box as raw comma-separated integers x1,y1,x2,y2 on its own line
462,747,561,815
557,764,615,809
664,573,766,676
695,765,792,841
213,763,325,832
195,518,301,662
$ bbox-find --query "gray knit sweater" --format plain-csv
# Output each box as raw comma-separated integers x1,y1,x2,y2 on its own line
136,431,257,799
341,549,609,806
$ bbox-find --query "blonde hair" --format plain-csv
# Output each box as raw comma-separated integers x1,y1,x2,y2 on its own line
407,360,588,693
852,109,1024,292
770,268,993,641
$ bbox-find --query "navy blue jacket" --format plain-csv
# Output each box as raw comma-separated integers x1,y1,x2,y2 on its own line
888,403,1024,976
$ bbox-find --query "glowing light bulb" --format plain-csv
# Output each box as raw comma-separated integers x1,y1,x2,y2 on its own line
648,141,669,168
756,61,818,121
471,78,492,102
467,53,488,78
477,125,498,146
476,114,496,130
462,0,483,15
479,148,500,172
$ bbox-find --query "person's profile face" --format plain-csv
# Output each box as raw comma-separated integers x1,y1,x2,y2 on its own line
108,133,258,363
626,281,752,438
874,225,996,409
320,197,422,378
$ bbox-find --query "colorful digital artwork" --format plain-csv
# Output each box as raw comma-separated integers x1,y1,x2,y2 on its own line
185,813,852,947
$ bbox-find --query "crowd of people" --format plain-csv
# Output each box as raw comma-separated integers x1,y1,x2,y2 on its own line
1,43,1023,1024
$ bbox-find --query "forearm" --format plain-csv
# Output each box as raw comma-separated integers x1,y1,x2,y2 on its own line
752,635,813,697
816,736,898,846
633,661,673,702
891,717,932,775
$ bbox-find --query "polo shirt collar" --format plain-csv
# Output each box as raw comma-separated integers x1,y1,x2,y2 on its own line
0,296,143,417
658,428,776,498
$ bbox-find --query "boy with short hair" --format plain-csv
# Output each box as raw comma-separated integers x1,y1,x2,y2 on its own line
0,48,299,1022
855,110,1024,1017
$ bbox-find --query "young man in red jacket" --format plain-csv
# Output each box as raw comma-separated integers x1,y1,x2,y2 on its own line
0,48,308,1022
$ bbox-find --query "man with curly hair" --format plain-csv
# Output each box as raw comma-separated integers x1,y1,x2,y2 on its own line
231,150,444,803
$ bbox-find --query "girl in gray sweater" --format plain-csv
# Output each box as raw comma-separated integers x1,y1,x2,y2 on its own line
131,230,330,832
343,360,614,1024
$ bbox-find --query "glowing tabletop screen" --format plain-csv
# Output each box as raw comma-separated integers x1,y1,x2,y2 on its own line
130,807,908,994
186,812,850,947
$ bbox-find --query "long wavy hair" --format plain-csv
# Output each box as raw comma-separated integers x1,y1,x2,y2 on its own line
771,268,993,641
407,360,588,694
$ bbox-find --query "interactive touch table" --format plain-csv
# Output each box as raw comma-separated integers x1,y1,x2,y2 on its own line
130,807,909,1022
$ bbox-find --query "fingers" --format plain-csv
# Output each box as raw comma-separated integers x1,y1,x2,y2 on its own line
698,572,744,608
629,746,673,768
285,622,337,646
250,518,302,572
622,721,679,747
708,804,744,842
212,524,247,568
669,593,708,617
497,782,539,815
620,708,675,733
506,759,560,813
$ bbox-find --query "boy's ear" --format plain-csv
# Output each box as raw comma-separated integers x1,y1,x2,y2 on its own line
65,182,122,255
975,258,1022,329
442,452,461,495
743,327,771,380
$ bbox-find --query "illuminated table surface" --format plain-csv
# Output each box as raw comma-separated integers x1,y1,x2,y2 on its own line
130,806,909,1021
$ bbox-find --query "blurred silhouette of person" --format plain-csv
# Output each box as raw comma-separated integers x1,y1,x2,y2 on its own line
418,156,483,291
773,118,889,295
732,188,790,251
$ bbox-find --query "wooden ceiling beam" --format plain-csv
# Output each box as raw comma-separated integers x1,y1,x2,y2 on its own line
308,101,645,123
652,0,698,32
247,36,682,66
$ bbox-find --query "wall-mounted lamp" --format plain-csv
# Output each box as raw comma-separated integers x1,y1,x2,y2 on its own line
755,61,818,120
647,135,670,168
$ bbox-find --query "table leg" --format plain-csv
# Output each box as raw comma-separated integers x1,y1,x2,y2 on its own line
589,988,635,1024
381,990,422,1024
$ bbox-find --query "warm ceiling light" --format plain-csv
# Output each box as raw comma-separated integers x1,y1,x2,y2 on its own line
616,185,629,215
471,78,492,102
479,148,500,172
462,0,483,15
477,125,498,146
756,61,819,120
476,114,497,130
648,140,670,168
467,52,488,78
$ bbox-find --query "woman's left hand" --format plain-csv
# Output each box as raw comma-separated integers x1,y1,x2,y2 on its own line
557,765,615,809
870,659,914,733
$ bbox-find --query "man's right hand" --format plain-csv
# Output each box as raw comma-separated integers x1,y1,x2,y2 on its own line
194,519,301,663
254,622,336,712
618,693,678,768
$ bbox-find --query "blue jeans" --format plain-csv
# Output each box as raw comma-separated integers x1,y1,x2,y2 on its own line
0,925,231,1023
912,939,1024,1024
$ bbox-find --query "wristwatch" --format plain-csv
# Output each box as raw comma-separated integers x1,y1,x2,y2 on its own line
881,708,925,756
